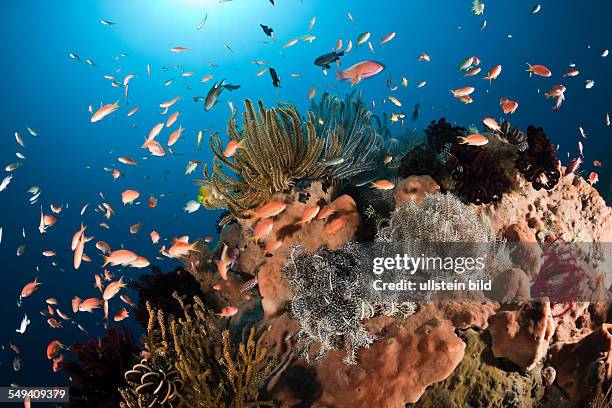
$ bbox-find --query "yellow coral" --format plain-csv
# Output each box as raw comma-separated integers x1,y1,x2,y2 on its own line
121,294,274,408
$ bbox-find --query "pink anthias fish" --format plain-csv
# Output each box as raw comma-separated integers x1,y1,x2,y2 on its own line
336,61,384,84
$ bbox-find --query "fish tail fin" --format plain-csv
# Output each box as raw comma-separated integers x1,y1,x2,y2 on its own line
457,136,467,144
525,63,533,76
335,69,346,81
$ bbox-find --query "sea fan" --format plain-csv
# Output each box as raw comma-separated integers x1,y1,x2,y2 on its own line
515,125,560,191
64,327,139,408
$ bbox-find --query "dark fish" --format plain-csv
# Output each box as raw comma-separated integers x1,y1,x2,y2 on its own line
269,68,281,88
314,51,344,69
269,0,274,4
411,103,420,121
260,24,274,37
204,79,240,111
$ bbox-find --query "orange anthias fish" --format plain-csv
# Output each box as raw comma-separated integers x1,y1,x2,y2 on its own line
218,306,238,317
103,249,138,267
149,195,158,208
336,61,384,84
114,308,129,321
371,180,395,190
121,189,140,205
418,52,430,62
451,87,475,98
526,63,552,77
588,172,599,185
458,134,489,146
223,140,245,157
250,219,274,243
500,97,519,114
316,206,338,220
72,296,81,313
168,240,199,258
78,298,103,312
483,118,501,132
103,277,127,301
47,340,63,359
166,112,179,127
324,217,348,235
91,101,119,122
247,201,287,220
167,125,184,146
484,65,502,84
296,205,320,226
216,243,234,280
150,230,160,244
21,278,41,298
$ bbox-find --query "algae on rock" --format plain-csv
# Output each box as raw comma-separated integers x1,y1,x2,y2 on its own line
411,328,546,408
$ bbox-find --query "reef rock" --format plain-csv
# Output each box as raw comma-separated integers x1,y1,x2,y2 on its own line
484,172,612,242
237,186,359,317
549,324,612,402
267,304,486,407
488,301,555,370
411,328,546,408
502,222,542,281
394,175,440,206
491,267,531,303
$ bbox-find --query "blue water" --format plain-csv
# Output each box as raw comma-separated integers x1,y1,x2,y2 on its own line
1,0,611,394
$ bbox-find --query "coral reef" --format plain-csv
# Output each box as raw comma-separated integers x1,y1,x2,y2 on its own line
515,125,561,191
549,324,612,403
488,301,556,370
284,242,416,365
411,328,546,408
122,358,182,407
446,143,511,205
129,266,205,328
63,327,139,408
425,117,466,152
393,175,440,206
397,145,446,183
122,294,273,407
202,99,333,222
309,91,399,184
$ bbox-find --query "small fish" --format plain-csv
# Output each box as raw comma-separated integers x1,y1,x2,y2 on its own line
197,13,207,30
472,0,485,15
296,205,320,226
411,103,420,121
21,278,41,298
530,4,541,14
336,61,384,84
378,32,396,46
588,172,599,185
602,49,609,58
526,63,552,77
260,24,274,38
184,200,201,213
458,133,488,146
91,101,119,122
204,79,240,111
15,314,30,334
324,217,348,235
308,16,316,31
417,52,430,63
388,96,401,107
371,180,395,190
100,19,115,25
464,67,482,77
484,65,502,84
69,52,81,62
562,68,579,77
170,46,189,53
356,32,370,46
218,306,238,317
500,97,519,114
223,43,233,52
283,38,298,48
257,66,268,76
347,11,355,24
27,126,38,137
451,87,475,97
605,113,610,127
483,117,501,132
223,140,245,157
308,86,316,100
585,80,595,89
269,68,281,88
114,308,129,321
314,51,344,69
319,157,345,166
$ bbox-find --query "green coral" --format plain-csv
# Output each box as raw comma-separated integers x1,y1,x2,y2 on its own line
120,294,273,408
